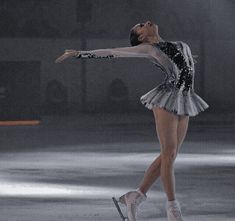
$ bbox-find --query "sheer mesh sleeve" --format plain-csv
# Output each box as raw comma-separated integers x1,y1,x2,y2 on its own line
185,43,195,73
75,44,154,59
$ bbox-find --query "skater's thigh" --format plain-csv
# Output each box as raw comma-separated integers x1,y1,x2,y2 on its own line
152,107,179,153
177,115,189,151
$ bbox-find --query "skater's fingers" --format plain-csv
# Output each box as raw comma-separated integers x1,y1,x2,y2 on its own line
65,49,77,53
55,53,70,63
55,55,65,63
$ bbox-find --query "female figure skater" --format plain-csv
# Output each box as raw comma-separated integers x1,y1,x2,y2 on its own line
55,20,209,221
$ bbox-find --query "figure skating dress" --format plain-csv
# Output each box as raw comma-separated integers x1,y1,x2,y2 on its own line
75,41,209,117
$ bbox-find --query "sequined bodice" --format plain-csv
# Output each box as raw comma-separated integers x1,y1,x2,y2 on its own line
154,41,193,93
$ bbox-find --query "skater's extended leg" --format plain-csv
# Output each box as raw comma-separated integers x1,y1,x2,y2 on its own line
138,154,161,194
138,111,189,195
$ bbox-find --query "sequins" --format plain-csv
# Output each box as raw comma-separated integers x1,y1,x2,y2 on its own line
154,42,193,91
141,42,209,116
76,52,115,59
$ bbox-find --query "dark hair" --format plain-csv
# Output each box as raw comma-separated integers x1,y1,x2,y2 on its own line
130,29,142,46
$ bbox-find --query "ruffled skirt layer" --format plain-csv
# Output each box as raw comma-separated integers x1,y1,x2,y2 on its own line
140,84,209,117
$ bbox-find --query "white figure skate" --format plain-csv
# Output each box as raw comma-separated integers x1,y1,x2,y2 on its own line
166,200,184,221
112,189,147,221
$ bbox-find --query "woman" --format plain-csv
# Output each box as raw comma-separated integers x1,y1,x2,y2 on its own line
55,20,209,221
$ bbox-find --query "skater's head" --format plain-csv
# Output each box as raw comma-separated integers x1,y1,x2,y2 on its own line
130,20,159,46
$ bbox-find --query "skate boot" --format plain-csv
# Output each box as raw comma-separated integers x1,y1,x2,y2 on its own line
112,188,147,221
166,199,184,221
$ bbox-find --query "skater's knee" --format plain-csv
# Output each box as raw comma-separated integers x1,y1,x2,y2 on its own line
160,145,177,163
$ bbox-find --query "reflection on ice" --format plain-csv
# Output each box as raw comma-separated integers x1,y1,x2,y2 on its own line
0,182,122,198
0,181,165,199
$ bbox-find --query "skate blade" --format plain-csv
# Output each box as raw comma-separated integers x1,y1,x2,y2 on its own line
112,197,128,221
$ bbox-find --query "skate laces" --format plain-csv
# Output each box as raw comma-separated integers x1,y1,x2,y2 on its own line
169,204,183,220
127,202,139,219
134,190,147,205
126,191,144,220
126,191,145,205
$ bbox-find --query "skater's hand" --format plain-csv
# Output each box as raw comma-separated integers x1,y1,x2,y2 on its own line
55,50,79,63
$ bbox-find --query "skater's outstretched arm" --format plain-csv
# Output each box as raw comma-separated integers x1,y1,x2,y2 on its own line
75,44,154,59
55,44,155,63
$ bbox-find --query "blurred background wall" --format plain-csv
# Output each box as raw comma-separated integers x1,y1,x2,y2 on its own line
0,0,234,116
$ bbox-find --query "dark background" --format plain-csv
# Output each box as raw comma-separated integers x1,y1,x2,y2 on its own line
0,0,234,118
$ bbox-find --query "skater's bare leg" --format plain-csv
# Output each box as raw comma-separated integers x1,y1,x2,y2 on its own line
138,112,189,195
176,114,189,154
138,154,161,194
154,107,178,200
138,107,189,201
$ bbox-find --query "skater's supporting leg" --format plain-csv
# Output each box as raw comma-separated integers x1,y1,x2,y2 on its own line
153,107,179,201
138,111,189,196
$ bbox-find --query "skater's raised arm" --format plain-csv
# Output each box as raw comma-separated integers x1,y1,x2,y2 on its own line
55,20,165,64
75,44,155,59
55,44,155,63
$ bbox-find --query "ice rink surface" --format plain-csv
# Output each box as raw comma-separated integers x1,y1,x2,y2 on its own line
0,113,234,221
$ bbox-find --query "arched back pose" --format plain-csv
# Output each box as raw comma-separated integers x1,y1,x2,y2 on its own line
55,20,209,221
